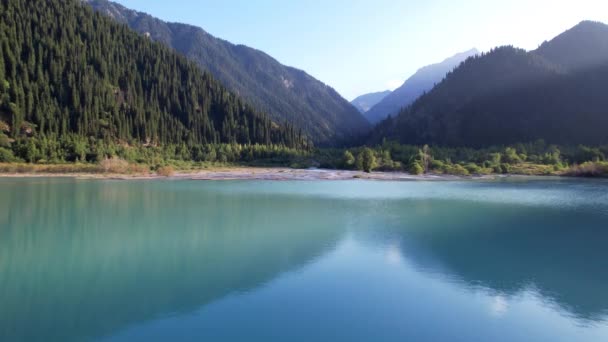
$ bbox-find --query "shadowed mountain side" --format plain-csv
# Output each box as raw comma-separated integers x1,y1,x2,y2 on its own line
535,20,608,71
363,49,478,124
0,180,349,341
86,0,370,145
370,21,608,147
450,62,608,146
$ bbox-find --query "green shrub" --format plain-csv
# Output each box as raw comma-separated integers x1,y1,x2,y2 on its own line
0,120,10,133
382,160,403,171
464,163,481,174
430,159,445,172
342,150,355,169
446,164,470,176
0,147,16,162
504,147,522,164
0,133,11,148
356,148,377,173
410,161,424,175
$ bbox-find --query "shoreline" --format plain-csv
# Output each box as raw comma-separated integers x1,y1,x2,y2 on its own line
0,166,498,181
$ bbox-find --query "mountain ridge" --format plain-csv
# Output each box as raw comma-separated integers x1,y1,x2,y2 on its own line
351,90,391,114
86,0,370,145
0,0,307,161
363,48,478,124
369,21,608,147
534,20,608,71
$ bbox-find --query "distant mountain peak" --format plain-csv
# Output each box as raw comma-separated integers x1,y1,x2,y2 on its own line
575,20,608,29
441,48,479,63
535,20,608,70
85,0,131,22
369,21,608,147
363,48,478,124
351,91,391,114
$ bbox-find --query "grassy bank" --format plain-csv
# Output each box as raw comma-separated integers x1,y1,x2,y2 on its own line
0,158,308,177
1,140,607,178
1,159,607,179
0,159,149,175
562,161,608,177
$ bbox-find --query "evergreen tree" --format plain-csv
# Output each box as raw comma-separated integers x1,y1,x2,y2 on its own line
0,0,309,162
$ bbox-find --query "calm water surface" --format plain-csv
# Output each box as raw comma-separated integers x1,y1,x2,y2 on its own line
1,178,608,341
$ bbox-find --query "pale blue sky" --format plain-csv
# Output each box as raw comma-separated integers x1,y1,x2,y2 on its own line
115,0,608,100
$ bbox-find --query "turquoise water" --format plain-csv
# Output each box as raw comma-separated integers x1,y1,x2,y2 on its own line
1,178,608,341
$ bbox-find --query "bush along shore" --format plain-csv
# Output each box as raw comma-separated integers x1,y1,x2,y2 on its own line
314,141,608,178
0,135,607,178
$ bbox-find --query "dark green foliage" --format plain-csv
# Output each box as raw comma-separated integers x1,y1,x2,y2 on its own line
0,147,15,162
342,150,355,169
87,0,370,145
409,161,423,175
370,21,608,147
569,145,605,164
355,148,377,173
3,132,308,166
0,0,308,161
314,140,607,176
0,133,10,148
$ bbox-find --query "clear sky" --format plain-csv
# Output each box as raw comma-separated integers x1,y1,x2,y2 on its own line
114,0,608,100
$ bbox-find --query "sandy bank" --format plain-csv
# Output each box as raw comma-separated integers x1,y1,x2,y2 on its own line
0,167,493,181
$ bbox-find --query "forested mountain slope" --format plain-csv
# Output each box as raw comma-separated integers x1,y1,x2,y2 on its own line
0,0,308,162
87,0,370,145
534,21,608,71
364,49,478,124
370,22,608,147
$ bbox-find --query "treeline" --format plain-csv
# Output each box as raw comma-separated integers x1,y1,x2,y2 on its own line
316,140,608,176
0,133,307,166
2,133,607,177
0,0,309,161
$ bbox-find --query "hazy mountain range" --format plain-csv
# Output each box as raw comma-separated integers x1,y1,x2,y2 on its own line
86,0,370,145
362,49,478,124
350,91,391,114
370,21,608,147
86,1,608,148
3,0,607,154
